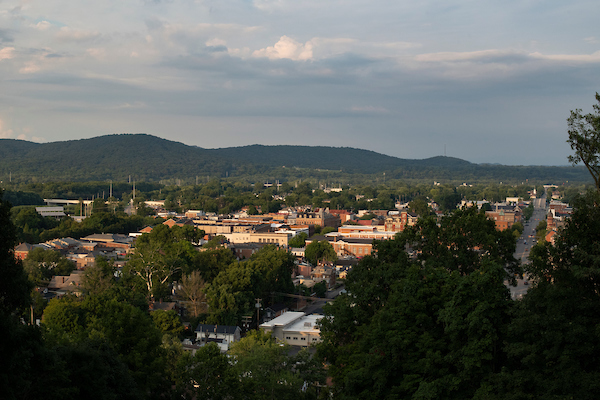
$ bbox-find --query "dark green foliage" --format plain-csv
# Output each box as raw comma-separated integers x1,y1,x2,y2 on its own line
125,224,202,298
42,295,169,397
305,240,337,265
151,309,184,337
318,207,515,399
205,245,295,325
495,190,600,399
567,92,600,191
176,343,241,400
0,134,592,185
391,206,520,279
23,247,76,285
288,232,308,248
2,190,44,206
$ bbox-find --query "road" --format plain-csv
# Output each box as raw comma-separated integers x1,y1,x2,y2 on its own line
509,193,547,299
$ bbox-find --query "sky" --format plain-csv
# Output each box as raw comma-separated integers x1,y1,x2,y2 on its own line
0,0,599,166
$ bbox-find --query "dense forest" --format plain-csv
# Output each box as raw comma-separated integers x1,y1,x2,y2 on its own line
0,134,592,185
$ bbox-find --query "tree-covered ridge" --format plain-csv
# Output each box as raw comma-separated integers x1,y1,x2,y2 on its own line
0,133,592,184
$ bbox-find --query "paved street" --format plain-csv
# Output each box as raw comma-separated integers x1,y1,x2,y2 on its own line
509,193,547,299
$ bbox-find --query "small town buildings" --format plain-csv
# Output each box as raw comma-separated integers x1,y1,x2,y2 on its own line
259,311,323,347
195,324,242,352
47,271,85,296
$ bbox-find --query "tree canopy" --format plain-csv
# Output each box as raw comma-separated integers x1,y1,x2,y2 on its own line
567,92,600,191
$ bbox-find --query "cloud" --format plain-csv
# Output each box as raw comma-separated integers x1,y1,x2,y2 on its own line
350,105,389,114
253,35,313,61
86,47,107,59
415,49,525,63
529,51,600,63
0,47,15,60
35,21,53,31
0,118,14,138
0,29,14,43
252,0,285,12
56,27,101,42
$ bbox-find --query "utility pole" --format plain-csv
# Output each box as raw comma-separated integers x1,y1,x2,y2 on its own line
255,298,262,326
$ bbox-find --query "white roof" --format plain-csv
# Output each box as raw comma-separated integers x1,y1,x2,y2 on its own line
260,311,305,328
286,314,323,334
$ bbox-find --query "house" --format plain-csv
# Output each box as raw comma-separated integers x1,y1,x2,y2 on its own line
259,311,323,347
195,324,242,352
14,243,35,260
47,271,85,296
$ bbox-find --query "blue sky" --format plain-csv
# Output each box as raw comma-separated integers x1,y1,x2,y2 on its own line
0,0,599,165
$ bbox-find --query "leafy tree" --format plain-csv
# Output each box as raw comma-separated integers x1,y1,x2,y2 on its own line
180,270,207,317
408,195,431,216
305,240,337,266
229,330,323,400
203,235,228,249
23,247,76,285
288,232,308,248
317,206,515,399
176,343,240,400
196,247,236,282
42,295,170,396
387,206,519,280
321,226,337,235
567,92,600,191
494,190,600,399
205,245,295,325
82,256,116,296
125,224,199,298
312,280,327,298
0,190,42,398
151,309,184,337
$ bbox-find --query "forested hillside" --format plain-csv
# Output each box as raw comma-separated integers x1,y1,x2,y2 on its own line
0,134,591,185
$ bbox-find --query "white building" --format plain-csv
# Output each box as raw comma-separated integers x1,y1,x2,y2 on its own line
259,311,323,347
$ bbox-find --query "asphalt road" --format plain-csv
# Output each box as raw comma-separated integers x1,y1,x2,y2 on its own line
509,195,547,299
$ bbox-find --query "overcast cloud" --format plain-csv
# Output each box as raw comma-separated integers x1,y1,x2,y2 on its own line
1,0,599,165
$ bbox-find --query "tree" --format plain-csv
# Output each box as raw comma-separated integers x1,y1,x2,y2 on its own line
42,296,170,396
126,224,199,298
305,240,337,266
567,92,600,191
494,190,600,399
180,270,207,317
205,246,295,325
229,330,322,400
288,232,308,248
82,256,116,296
408,195,431,217
317,206,515,399
176,343,240,400
151,309,184,337
0,190,41,398
23,247,76,285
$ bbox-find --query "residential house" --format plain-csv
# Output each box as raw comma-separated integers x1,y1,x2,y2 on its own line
195,324,242,352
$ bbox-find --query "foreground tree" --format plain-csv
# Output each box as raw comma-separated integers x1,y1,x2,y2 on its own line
318,207,515,399
493,190,600,399
567,92,600,191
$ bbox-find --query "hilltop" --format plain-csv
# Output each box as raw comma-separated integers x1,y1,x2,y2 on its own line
0,134,591,185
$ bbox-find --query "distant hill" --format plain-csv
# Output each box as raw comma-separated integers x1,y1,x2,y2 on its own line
0,134,591,185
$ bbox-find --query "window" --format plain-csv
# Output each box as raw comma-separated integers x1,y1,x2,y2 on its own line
301,337,306,341
293,337,298,340
285,336,291,340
